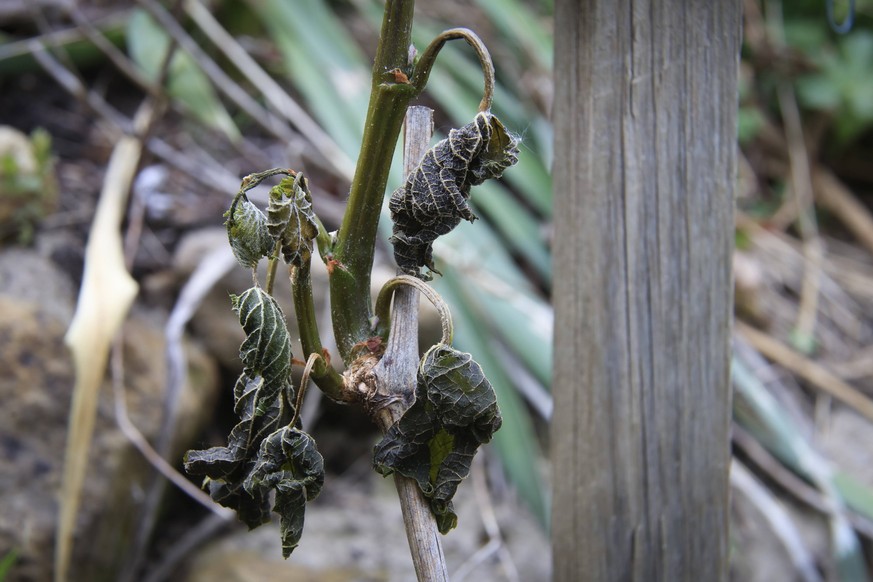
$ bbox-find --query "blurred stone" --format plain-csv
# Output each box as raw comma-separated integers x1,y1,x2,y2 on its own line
0,250,220,582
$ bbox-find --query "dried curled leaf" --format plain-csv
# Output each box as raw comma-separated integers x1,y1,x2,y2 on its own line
225,195,274,269
244,426,324,558
266,174,319,267
373,344,502,533
184,375,283,480
185,285,308,549
389,111,519,280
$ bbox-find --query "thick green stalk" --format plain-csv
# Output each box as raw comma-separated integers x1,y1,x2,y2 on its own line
330,0,416,362
291,263,348,402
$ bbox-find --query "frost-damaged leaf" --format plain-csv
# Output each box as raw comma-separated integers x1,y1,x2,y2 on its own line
244,426,325,558
233,286,293,388
373,344,502,533
388,111,520,280
225,195,274,269
184,376,283,479
266,174,319,267
184,285,298,534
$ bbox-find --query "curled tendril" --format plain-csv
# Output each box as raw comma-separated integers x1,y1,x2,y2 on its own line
412,28,495,113
374,274,454,345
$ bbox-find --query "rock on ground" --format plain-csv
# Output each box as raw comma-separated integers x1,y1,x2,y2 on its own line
0,249,220,582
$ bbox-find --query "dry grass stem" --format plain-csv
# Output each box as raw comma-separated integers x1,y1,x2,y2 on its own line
736,321,873,422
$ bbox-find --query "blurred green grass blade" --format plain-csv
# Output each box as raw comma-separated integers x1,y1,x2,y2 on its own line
833,471,873,523
435,213,531,288
0,550,17,582
457,276,552,387
473,0,553,70
732,358,804,468
733,357,870,580
249,0,370,157
471,182,551,283
126,9,240,141
437,268,549,528
435,221,553,387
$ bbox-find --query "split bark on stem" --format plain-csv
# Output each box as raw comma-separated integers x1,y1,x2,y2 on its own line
371,105,449,581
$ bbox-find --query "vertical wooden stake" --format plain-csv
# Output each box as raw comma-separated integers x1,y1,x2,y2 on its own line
552,2,741,580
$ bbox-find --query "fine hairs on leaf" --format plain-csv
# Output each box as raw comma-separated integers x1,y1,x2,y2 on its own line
225,195,273,269
373,344,503,533
388,111,520,280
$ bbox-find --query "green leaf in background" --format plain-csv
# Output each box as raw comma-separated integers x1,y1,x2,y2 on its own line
244,426,325,558
473,0,553,70
248,0,370,156
225,195,274,269
732,357,871,579
795,30,873,144
373,344,502,533
126,9,240,141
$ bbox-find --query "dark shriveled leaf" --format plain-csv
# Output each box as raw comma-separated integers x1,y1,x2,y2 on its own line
184,375,284,529
373,344,502,533
244,427,325,557
184,375,284,479
388,111,520,280
184,285,301,540
266,174,319,267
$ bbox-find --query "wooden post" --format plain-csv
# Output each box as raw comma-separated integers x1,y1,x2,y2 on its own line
551,2,740,580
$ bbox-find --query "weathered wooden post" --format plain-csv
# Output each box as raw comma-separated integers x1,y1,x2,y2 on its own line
551,2,741,580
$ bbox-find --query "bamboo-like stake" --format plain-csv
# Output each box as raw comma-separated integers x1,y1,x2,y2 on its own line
371,105,449,582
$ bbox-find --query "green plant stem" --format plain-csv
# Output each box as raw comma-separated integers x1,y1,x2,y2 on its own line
330,0,416,362
290,263,348,402
312,213,333,263
264,239,282,294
